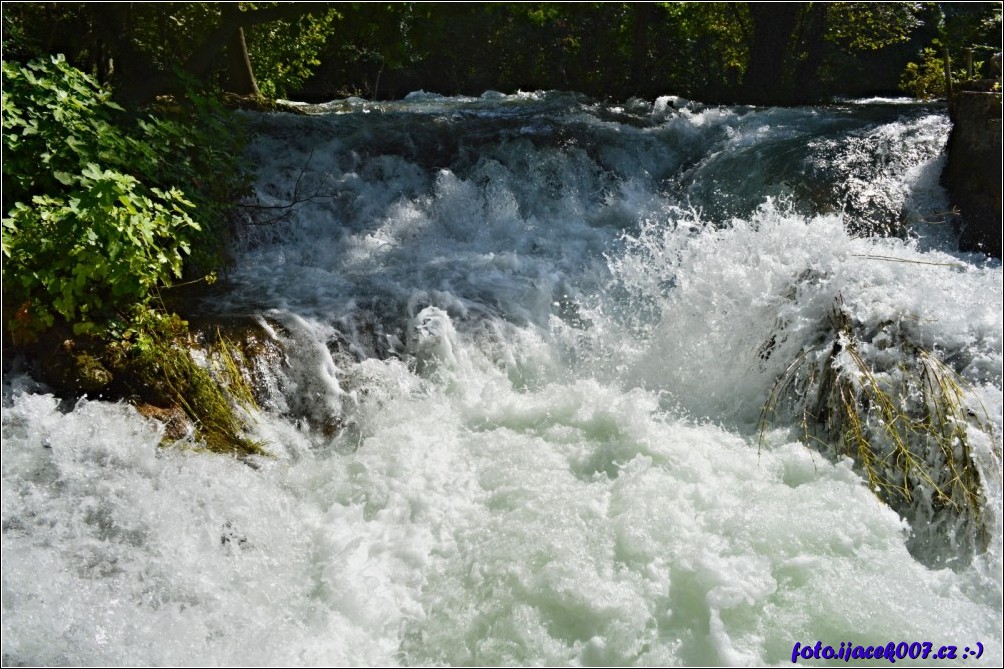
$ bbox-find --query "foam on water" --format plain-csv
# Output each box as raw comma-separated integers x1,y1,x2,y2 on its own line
4,371,1001,665
3,92,1001,665
604,205,1002,424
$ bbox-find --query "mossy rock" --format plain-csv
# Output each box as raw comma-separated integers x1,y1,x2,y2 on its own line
127,314,269,457
42,350,113,393
69,353,113,391
187,314,287,408
30,327,114,395
21,314,267,459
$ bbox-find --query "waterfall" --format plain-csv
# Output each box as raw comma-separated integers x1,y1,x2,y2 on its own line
3,92,1000,666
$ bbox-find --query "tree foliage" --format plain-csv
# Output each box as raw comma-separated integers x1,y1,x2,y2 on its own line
3,2,999,104
826,2,922,51
900,47,951,99
0,2,338,102
245,4,340,98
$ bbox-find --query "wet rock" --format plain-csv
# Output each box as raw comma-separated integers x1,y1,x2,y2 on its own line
33,331,114,394
187,314,287,407
135,403,192,441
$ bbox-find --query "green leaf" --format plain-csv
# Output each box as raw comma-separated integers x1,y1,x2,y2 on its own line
2,56,248,340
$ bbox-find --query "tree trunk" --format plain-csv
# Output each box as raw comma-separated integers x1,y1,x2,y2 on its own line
792,3,831,100
741,3,804,104
630,3,657,94
227,25,260,96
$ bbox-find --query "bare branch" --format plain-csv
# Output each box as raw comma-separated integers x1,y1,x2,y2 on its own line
239,149,338,226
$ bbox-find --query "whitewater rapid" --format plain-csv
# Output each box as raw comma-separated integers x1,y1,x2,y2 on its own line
3,92,1001,666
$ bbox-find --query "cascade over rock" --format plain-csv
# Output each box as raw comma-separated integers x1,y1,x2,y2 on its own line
3,92,1001,667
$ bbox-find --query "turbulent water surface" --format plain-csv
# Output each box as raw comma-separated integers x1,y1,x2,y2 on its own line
3,92,1002,666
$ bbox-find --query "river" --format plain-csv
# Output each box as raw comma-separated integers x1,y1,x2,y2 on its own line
3,92,1001,666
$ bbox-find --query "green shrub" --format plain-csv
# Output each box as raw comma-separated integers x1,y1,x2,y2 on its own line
899,48,949,99
2,55,264,456
132,83,251,277
1,55,247,340
3,167,198,336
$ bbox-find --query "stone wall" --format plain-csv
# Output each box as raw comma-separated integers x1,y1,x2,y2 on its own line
943,91,1003,258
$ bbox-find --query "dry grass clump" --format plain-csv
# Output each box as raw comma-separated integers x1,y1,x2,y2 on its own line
759,298,999,558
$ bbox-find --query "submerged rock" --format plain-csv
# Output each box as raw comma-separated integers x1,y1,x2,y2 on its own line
136,403,192,441
760,300,998,568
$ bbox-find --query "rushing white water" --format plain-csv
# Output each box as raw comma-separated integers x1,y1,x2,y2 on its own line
3,92,1001,666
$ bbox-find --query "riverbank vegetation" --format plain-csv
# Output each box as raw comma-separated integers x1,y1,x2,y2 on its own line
1,55,262,455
